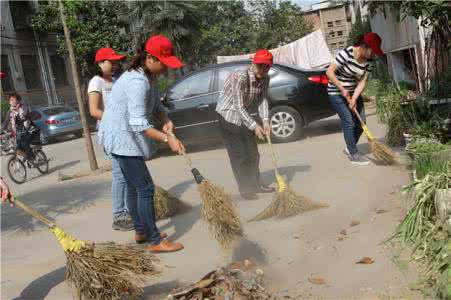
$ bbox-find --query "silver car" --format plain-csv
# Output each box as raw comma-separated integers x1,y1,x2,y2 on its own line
30,106,83,144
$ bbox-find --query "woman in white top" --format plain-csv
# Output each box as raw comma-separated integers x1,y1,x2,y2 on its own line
326,32,384,166
88,47,132,231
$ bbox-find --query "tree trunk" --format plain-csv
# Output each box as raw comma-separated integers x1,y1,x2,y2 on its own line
58,0,98,171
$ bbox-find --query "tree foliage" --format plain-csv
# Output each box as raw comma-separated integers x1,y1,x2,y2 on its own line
347,5,371,45
31,0,314,74
31,0,131,79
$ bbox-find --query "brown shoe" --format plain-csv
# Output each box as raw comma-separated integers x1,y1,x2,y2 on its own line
146,240,184,253
135,232,168,244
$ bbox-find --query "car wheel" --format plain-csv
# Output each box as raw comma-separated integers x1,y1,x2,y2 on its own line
40,131,50,145
270,106,304,143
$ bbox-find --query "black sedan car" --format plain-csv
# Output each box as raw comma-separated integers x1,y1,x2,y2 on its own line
161,61,334,144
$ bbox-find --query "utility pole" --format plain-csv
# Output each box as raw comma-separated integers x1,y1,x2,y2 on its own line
58,0,98,170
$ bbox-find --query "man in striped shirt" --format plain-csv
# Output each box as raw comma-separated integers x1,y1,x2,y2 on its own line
326,32,384,165
216,49,275,200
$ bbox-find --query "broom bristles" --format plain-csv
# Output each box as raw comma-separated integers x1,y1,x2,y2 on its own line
250,187,329,222
370,139,397,165
66,242,161,300
154,185,190,220
197,180,243,249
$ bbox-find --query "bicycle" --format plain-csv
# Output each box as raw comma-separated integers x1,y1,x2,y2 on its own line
7,144,49,184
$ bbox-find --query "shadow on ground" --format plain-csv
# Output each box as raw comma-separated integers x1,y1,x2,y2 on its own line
158,178,199,242
261,164,311,186
305,118,342,138
11,267,66,300
142,280,180,299
232,237,267,265
48,160,80,174
1,180,111,233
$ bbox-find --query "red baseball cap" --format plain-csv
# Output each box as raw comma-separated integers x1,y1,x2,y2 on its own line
95,48,126,63
144,35,184,69
363,32,384,56
253,49,273,66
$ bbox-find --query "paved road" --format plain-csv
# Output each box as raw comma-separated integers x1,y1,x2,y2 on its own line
1,105,421,299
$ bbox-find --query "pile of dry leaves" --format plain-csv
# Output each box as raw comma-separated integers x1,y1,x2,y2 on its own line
167,260,272,300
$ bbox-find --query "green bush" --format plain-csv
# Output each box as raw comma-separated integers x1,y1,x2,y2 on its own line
1,100,9,123
428,67,451,98
409,141,451,179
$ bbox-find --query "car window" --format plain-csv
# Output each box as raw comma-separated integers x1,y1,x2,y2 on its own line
217,65,249,92
43,107,75,116
168,70,213,101
268,68,277,77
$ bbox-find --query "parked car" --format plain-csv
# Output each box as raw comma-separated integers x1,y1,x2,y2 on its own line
30,106,83,144
161,61,335,144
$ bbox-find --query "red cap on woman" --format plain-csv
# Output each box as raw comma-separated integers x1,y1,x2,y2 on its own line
362,32,384,56
95,48,126,63
144,35,184,69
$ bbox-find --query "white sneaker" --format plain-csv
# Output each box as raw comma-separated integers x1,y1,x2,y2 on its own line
343,148,370,165
349,153,370,166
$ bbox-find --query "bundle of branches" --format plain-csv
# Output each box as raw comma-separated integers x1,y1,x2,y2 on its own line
154,185,190,220
390,171,450,244
167,259,272,300
410,223,450,299
353,108,397,165
251,135,328,221
171,131,243,249
196,178,243,249
13,197,160,300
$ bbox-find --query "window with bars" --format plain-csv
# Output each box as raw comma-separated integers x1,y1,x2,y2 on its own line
20,55,43,90
50,55,69,87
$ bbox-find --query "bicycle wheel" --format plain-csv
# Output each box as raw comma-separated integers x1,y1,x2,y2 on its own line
34,150,49,174
7,156,27,184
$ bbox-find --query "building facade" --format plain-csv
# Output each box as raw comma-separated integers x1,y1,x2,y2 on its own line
302,1,353,55
369,5,428,92
1,0,76,107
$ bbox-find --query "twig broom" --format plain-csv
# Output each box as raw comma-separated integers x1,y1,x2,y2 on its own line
353,108,397,165
181,151,243,249
168,131,243,249
250,134,328,221
12,197,160,300
154,184,190,220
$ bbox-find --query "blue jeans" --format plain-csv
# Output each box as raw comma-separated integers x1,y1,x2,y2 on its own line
328,95,366,155
112,154,161,245
111,155,129,218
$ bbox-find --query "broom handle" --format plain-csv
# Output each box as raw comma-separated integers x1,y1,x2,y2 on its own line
12,197,54,228
266,134,281,177
353,108,365,125
168,131,193,169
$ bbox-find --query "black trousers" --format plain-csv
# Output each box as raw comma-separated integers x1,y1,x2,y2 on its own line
16,130,34,160
218,116,261,194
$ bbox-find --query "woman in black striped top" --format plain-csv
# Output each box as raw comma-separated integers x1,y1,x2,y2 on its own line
326,32,384,165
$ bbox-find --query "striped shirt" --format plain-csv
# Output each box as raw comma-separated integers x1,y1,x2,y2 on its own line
216,68,269,130
328,46,374,95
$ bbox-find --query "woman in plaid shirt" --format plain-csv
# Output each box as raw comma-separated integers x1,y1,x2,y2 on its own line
216,49,275,200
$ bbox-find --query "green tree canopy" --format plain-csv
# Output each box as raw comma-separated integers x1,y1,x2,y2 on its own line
32,0,131,79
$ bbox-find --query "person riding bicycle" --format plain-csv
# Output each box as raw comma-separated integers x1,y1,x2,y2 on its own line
2,92,39,162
